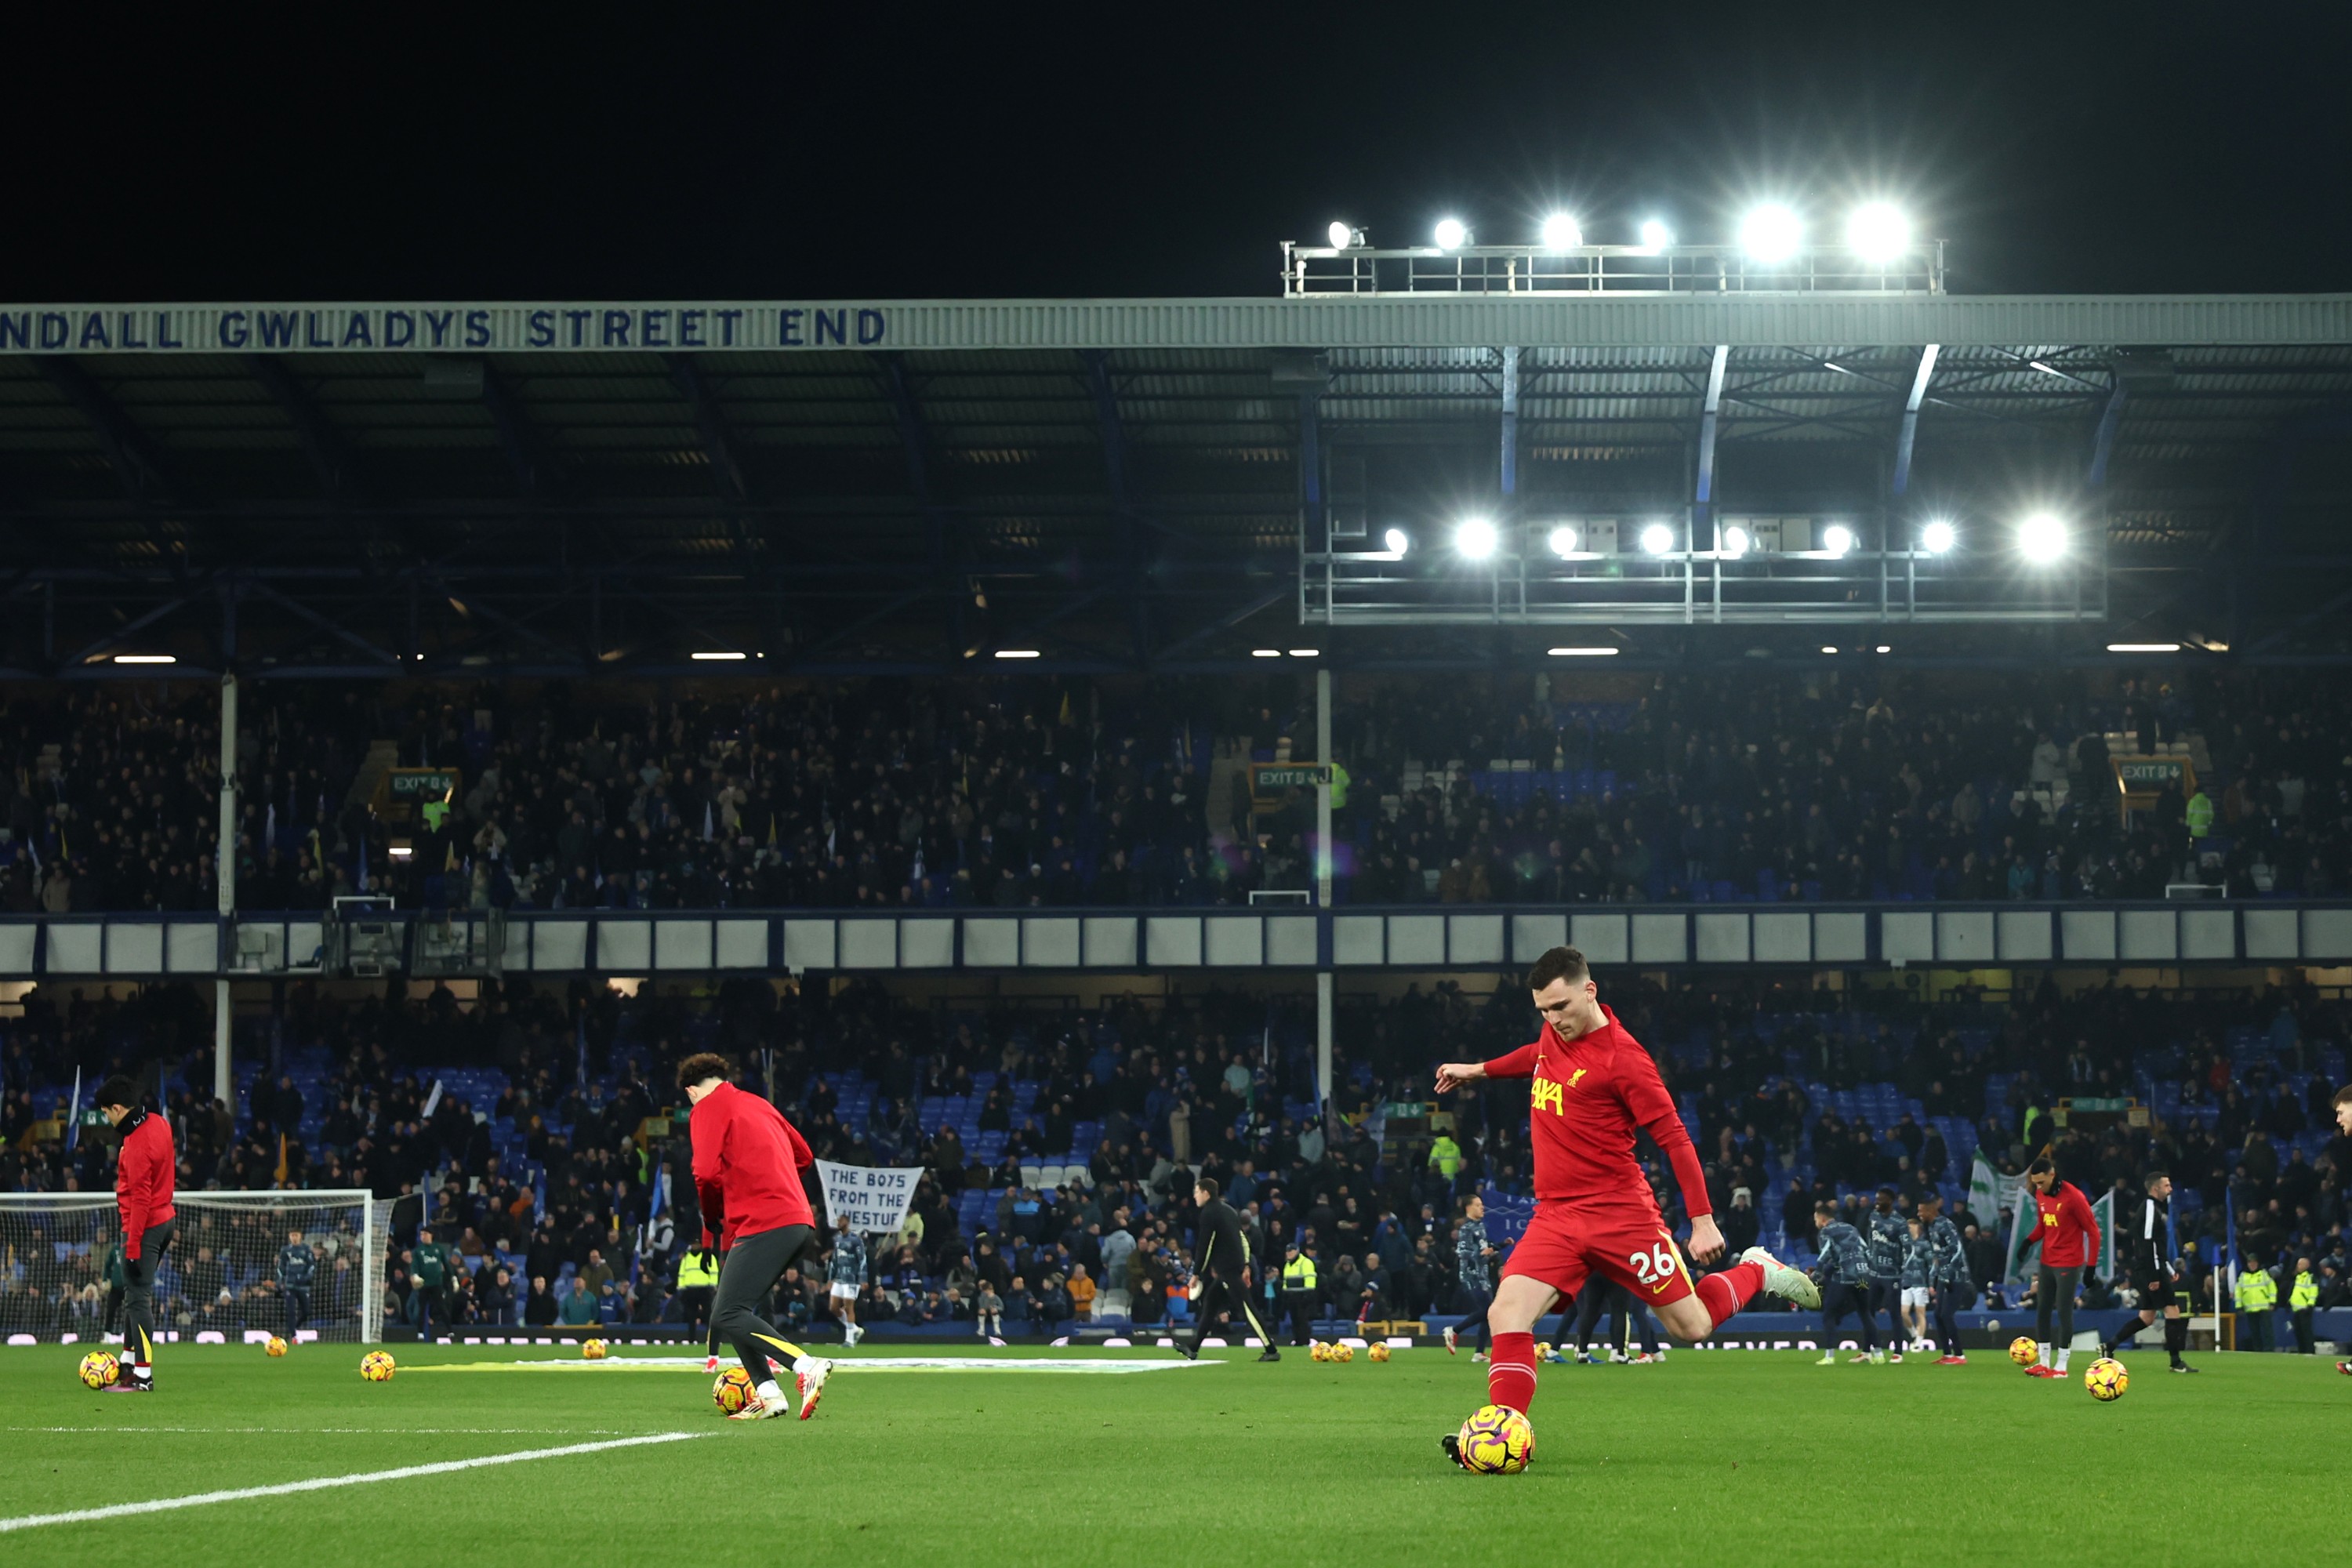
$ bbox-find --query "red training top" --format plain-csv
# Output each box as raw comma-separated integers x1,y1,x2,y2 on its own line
2029,1180,2100,1269
114,1107,176,1258
690,1081,816,1250
1480,1003,1711,1222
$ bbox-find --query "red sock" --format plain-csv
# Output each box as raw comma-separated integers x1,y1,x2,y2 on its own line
1694,1261,1766,1330
1487,1330,1538,1414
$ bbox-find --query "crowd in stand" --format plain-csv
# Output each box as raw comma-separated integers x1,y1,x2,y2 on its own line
4,967,2349,1344
2,665,2349,915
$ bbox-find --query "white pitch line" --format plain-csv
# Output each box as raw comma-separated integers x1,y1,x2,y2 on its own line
0,1431,708,1534
5,1426,657,1436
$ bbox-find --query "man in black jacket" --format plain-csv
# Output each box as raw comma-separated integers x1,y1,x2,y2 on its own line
1181,1176,1279,1362
2103,1171,2197,1373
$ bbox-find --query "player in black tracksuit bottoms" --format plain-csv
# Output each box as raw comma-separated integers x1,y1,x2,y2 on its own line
1182,1178,1279,1362
2105,1172,2197,1373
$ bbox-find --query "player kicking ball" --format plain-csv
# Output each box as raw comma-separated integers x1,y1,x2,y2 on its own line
681,1052,833,1422
1431,947,1817,1470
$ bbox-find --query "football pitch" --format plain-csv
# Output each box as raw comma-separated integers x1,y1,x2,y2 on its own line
2,1343,2336,1564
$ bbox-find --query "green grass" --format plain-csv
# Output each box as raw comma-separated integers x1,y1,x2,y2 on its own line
2,1341,2339,1565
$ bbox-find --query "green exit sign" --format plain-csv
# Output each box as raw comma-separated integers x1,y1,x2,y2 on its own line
1254,765,1330,789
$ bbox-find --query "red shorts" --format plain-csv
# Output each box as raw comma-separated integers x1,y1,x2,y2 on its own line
1498,1202,1695,1308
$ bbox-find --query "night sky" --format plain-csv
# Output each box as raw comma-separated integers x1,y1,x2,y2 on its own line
9,5,2349,302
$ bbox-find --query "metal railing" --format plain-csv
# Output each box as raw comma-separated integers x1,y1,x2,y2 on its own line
1280,241,1944,298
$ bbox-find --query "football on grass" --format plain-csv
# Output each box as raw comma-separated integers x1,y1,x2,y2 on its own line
1456,1405,1534,1475
2084,1357,2129,1401
360,1351,397,1381
265,1335,289,1357
2008,1337,2038,1367
582,1339,607,1360
713,1366,755,1414
78,1350,118,1389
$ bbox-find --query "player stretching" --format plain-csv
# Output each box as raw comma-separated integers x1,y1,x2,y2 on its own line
681,1052,833,1421
2019,1158,2100,1379
98,1076,174,1393
1431,947,1817,1465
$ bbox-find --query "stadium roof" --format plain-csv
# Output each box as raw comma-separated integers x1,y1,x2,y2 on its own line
2,293,2350,677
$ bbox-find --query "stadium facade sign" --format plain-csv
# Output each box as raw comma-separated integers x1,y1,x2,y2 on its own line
2,296,2350,354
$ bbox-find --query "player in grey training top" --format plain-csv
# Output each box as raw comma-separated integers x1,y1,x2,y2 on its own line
1863,1188,1910,1361
1443,1193,1499,1361
1811,1201,1880,1364
826,1215,869,1347
1920,1196,1969,1363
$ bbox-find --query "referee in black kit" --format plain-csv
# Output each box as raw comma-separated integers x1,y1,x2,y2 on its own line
1181,1174,1280,1362
2105,1171,2198,1373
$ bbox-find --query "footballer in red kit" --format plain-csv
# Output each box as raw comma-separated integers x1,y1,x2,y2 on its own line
1432,948,1818,1463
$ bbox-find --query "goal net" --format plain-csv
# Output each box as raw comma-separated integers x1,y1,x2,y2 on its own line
0,1190,385,1346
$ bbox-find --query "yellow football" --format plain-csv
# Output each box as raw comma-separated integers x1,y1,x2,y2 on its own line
1368,1341,1392,1362
265,1336,289,1357
1456,1404,1535,1475
713,1366,756,1414
2084,1356,2129,1402
1333,1341,1356,1363
2007,1336,2038,1367
78,1350,118,1389
582,1339,607,1360
359,1350,397,1382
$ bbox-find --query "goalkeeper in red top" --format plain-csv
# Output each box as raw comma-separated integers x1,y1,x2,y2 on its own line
1432,948,1817,1457
681,1052,833,1422
2018,1157,2101,1378
99,1074,174,1392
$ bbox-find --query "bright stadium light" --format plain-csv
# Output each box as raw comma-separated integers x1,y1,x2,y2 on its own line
1383,527,1410,555
2108,642,2182,653
1820,523,1856,557
1433,217,1470,251
111,653,176,664
1820,645,1839,655
1920,519,1958,554
1637,218,1673,252
2016,513,2069,562
1740,203,1802,263
1547,524,1580,557
1547,647,1619,657
1639,522,1675,556
1288,648,1320,658
1846,201,1912,263
1251,649,1283,659
1720,524,1751,558
994,649,1042,659
1875,644,1892,654
1539,212,1583,250
1454,517,1499,559
1327,220,1359,249
690,651,747,661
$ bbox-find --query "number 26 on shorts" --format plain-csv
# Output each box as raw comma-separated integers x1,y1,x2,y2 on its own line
1628,1243,1677,1285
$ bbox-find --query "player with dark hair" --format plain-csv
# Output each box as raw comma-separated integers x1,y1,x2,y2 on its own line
1431,947,1817,1465
680,1051,833,1421
1181,1174,1279,1361
2019,1157,2101,1378
1919,1196,1969,1365
276,1227,318,1341
2104,1171,2195,1373
1862,1187,1908,1361
1810,1200,1878,1364
98,1074,173,1392
1443,1192,1497,1361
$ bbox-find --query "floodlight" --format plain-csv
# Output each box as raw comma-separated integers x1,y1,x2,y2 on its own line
2016,513,2068,562
2107,643,2181,653
1383,527,1409,555
1820,523,1856,557
1820,646,1839,655
1433,217,1469,251
111,654,176,664
691,651,747,661
1287,649,1320,658
994,649,1042,659
1637,218,1673,251
1547,647,1619,657
1539,213,1582,250
1875,644,1892,654
1721,524,1751,558
1327,221,1356,249
1251,649,1282,659
1846,202,1911,263
1547,524,1580,557
1740,204,1802,263
1920,520,1958,554
1639,522,1675,556
1454,517,1499,559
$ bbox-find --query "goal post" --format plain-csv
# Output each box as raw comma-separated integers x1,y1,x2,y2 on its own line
0,1190,384,1346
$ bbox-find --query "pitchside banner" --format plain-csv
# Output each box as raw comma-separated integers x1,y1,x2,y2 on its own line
0,303,898,354
814,1161,924,1236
